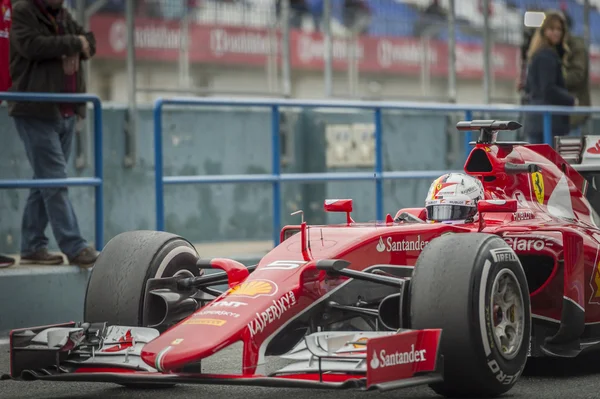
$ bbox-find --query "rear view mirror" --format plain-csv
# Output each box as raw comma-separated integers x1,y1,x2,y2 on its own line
324,199,353,213
477,199,518,213
323,199,354,224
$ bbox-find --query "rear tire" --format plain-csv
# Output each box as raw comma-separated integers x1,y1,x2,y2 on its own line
84,230,201,390
410,233,530,398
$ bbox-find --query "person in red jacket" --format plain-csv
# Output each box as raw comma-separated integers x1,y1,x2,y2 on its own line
0,0,11,92
0,0,15,268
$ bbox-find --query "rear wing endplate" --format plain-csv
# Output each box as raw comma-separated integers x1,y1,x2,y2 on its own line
555,136,600,172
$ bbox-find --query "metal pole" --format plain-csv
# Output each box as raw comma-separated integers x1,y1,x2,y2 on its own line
271,105,282,246
75,0,89,170
464,110,473,161
374,108,383,221
420,28,436,96
324,0,333,97
267,14,278,93
154,99,165,231
447,0,457,102
482,0,491,104
92,99,104,250
584,0,591,50
179,13,190,88
75,0,86,29
348,34,356,97
125,0,137,167
281,0,291,97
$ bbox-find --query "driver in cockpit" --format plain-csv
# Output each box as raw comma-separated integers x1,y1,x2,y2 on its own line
423,173,485,224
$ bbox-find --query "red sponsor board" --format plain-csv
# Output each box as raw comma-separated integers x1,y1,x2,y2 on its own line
90,14,600,83
366,329,441,387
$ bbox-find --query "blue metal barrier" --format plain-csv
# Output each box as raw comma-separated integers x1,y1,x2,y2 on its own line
0,92,104,251
153,97,599,247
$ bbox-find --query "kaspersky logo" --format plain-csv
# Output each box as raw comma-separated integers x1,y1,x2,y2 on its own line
376,236,429,252
369,345,428,369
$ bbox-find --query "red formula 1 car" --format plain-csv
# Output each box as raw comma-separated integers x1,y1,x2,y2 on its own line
5,120,600,397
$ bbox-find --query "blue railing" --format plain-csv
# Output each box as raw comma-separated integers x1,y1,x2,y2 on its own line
0,93,104,250
153,97,599,246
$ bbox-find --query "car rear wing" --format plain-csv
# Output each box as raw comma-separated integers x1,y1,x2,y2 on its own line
555,136,600,172
456,120,522,144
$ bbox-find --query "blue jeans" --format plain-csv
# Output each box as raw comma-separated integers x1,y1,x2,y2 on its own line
13,116,87,259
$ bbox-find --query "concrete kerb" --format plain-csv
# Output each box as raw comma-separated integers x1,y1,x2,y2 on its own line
0,240,271,337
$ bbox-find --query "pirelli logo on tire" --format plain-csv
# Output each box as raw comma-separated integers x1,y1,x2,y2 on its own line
490,248,518,263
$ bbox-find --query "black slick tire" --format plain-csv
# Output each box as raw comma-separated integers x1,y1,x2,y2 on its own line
410,232,531,398
83,230,201,390
84,230,200,327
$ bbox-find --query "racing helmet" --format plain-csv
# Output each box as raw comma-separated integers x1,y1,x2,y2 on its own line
425,173,484,223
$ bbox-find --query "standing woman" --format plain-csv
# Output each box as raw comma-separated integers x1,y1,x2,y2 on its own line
524,10,576,144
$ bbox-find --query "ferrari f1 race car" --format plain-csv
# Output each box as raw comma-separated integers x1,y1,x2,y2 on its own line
6,120,600,397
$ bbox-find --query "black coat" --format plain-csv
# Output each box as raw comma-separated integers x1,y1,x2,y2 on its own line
8,0,96,120
524,47,575,137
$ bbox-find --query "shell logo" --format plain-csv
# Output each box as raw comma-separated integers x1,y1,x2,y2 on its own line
228,279,278,298
353,337,369,348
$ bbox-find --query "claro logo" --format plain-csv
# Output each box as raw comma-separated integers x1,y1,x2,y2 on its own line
369,345,428,369
504,237,554,251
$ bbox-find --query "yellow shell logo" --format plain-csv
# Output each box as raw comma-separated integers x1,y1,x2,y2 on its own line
353,337,368,348
228,279,278,298
594,261,600,298
531,172,544,205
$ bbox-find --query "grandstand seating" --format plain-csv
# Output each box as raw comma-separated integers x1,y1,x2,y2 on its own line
68,0,599,45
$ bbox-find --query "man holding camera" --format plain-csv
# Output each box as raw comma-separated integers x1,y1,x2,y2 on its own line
562,12,591,136
8,0,99,267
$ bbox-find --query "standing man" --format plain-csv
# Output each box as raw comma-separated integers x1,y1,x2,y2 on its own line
0,0,16,268
8,0,99,267
562,11,591,136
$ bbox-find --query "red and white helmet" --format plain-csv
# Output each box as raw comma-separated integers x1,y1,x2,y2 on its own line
425,173,484,223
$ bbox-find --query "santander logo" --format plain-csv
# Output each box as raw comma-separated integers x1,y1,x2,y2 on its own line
370,351,380,369
376,236,429,252
376,238,386,252
369,345,428,369
587,140,600,154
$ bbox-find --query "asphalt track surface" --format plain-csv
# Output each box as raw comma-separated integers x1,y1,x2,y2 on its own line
2,343,600,399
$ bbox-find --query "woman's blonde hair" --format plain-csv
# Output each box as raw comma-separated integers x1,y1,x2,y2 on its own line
526,11,569,62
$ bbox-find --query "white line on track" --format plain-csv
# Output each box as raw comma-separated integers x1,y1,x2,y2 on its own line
0,339,9,345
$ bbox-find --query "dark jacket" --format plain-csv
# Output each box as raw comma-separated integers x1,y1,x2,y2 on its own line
524,47,575,137
564,34,591,127
8,0,96,120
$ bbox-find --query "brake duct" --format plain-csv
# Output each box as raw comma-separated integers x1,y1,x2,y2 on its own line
146,289,199,329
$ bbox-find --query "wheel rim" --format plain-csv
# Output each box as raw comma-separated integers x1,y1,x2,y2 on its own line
490,268,525,360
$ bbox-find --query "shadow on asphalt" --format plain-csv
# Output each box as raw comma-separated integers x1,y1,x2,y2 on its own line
524,351,600,377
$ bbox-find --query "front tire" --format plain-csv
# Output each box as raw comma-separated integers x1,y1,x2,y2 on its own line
84,230,201,328
410,233,531,398
84,230,201,389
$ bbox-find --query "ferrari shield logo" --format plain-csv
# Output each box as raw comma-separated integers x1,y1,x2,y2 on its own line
594,262,600,298
531,172,544,204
